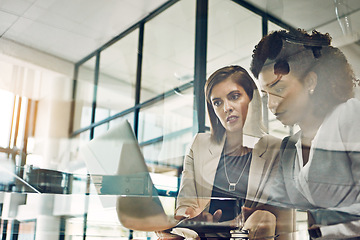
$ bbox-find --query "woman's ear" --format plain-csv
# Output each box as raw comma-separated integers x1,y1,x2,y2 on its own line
305,71,318,93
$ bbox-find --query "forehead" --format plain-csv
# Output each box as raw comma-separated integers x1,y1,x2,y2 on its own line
258,65,277,86
258,64,299,88
210,77,244,96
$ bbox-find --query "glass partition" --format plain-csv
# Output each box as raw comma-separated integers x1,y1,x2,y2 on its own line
138,87,193,143
3,0,360,239
208,0,262,75
97,29,139,122
73,57,97,130
141,0,196,102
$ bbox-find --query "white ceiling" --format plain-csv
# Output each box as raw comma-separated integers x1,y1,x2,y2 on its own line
244,0,360,47
1,0,360,64
1,0,360,87
0,0,169,63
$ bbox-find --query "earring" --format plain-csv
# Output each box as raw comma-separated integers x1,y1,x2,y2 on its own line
309,89,314,95
216,118,219,125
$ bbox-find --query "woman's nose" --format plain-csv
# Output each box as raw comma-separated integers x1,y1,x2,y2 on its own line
223,100,233,113
267,94,281,114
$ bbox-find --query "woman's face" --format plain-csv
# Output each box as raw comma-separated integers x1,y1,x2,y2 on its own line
258,66,311,126
210,77,250,134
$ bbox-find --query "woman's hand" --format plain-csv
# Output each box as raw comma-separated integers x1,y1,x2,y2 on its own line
242,210,276,240
190,209,222,222
175,207,222,222
155,230,184,240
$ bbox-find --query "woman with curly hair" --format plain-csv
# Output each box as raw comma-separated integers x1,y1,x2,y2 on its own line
250,29,360,239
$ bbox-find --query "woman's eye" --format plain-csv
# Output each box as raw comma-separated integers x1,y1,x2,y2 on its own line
213,100,221,107
230,94,240,100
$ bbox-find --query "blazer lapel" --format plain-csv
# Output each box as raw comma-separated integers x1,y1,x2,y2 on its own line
246,135,280,206
246,145,266,205
198,136,225,208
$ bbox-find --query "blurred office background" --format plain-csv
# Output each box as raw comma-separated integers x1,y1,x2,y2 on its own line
0,0,360,239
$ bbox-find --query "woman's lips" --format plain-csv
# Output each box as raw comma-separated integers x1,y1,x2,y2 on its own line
227,115,238,123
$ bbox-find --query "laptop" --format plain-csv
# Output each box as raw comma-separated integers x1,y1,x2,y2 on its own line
80,120,238,232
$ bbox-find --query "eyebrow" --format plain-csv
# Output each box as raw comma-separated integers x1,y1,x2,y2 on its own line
266,76,282,88
211,90,241,101
227,90,241,96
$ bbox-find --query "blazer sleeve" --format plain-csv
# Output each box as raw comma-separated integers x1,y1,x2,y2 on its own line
175,134,200,217
339,99,360,204
310,99,360,238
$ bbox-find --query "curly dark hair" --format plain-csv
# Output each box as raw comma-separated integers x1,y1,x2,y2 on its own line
250,29,356,118
205,65,257,143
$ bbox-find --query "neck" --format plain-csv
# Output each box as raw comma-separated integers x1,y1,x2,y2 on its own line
224,131,245,155
299,112,324,146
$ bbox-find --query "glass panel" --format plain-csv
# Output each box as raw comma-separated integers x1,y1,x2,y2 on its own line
15,97,28,149
141,0,196,102
138,87,193,143
54,130,90,174
207,0,262,75
268,21,285,33
18,220,36,240
73,57,96,130
0,89,14,148
264,22,292,139
108,112,134,130
142,130,192,169
97,29,138,122
93,112,135,139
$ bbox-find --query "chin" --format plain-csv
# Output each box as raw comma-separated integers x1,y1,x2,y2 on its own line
281,119,296,127
277,117,292,126
227,125,243,133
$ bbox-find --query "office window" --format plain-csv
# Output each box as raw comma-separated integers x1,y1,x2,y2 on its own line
263,21,293,138
208,0,262,75
268,21,285,32
141,0,195,102
0,89,14,148
96,29,139,123
138,87,193,143
74,57,96,130
59,130,91,173
93,113,135,139
142,129,193,169
108,113,134,130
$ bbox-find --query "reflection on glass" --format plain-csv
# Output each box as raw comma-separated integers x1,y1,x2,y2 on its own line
93,113,134,139
142,130,192,169
262,22,292,139
138,87,193,143
15,96,28,149
334,0,353,35
0,89,14,148
109,112,134,130
268,21,285,33
56,130,91,174
141,0,195,102
97,29,138,122
251,28,360,239
208,0,261,75
74,57,96,130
